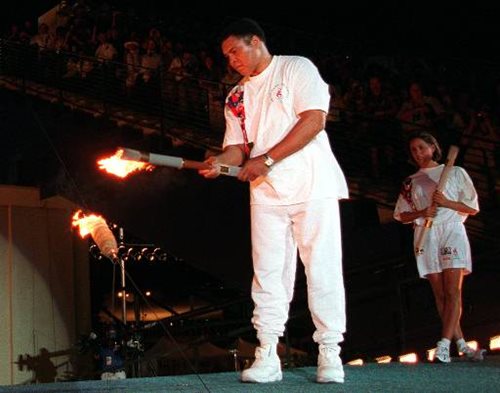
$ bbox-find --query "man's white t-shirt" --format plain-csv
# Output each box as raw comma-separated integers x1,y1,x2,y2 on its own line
223,55,348,205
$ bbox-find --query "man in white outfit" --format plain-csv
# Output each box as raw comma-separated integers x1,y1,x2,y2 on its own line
199,18,348,384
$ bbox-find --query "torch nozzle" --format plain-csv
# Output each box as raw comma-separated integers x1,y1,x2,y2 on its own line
119,147,184,169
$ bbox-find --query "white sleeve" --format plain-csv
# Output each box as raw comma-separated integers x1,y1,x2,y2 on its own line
222,108,244,148
288,57,330,115
455,167,479,211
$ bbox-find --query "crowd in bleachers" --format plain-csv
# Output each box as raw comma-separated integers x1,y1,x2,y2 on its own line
2,1,499,200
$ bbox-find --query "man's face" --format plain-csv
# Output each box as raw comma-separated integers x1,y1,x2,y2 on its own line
221,35,258,77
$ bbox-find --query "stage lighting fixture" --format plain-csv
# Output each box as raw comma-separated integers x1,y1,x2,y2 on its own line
399,353,417,363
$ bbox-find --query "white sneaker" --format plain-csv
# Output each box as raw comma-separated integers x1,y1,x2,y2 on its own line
435,340,451,363
241,344,282,383
459,345,487,361
316,344,344,384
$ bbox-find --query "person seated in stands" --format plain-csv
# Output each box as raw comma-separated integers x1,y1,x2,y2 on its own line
138,39,161,84
6,23,21,42
220,63,241,86
167,45,194,83
20,19,35,44
160,38,175,70
363,75,401,178
123,40,141,92
63,49,94,80
147,27,162,50
94,32,117,63
459,104,499,182
53,26,69,52
30,23,54,51
398,81,445,133
93,31,118,92
198,52,222,82
342,79,366,122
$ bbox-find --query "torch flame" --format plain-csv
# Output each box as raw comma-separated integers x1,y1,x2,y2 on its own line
98,149,154,178
72,210,107,238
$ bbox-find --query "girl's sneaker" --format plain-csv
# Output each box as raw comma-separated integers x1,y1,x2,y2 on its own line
458,344,486,361
435,340,451,363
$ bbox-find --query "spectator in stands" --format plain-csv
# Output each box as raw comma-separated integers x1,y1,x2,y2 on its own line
459,105,499,184
397,81,445,133
53,26,69,52
147,27,162,50
160,39,175,70
198,52,222,82
94,32,117,62
20,19,36,44
63,50,94,80
123,40,141,91
220,63,241,86
393,131,485,363
363,75,400,178
6,23,21,42
342,78,365,122
199,18,348,384
65,15,92,54
30,23,54,51
138,39,161,83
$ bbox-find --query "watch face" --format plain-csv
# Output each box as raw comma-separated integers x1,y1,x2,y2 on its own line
264,156,274,167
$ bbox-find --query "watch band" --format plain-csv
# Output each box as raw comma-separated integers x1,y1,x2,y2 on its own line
263,154,275,168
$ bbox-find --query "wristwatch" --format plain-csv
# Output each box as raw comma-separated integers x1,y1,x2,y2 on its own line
263,154,275,168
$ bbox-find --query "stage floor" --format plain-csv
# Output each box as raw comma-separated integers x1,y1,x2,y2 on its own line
1,355,499,393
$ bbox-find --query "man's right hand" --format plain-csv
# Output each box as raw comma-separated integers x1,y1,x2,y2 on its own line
199,156,221,178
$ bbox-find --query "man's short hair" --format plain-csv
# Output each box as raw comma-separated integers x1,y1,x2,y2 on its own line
219,18,266,45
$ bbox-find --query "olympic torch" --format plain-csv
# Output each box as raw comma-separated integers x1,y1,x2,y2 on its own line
414,145,459,255
98,148,241,178
120,147,240,176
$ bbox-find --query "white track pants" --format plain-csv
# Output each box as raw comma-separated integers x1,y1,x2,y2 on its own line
250,198,346,345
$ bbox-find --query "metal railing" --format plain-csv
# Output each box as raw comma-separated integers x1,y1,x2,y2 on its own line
0,39,229,149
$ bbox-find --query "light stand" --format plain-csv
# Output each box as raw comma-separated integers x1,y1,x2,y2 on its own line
88,231,173,378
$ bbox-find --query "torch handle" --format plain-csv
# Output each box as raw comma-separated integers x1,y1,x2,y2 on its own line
181,160,241,176
414,145,459,255
120,148,241,177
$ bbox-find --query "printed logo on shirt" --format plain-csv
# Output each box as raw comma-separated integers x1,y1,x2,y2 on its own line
270,83,289,102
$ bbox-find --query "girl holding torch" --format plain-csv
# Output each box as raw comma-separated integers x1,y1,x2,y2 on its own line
393,131,484,363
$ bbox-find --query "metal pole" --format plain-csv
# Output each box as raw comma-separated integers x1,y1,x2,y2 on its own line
118,227,127,325
120,257,127,325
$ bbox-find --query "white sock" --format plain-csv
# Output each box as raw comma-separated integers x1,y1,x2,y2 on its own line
439,338,451,347
456,338,467,350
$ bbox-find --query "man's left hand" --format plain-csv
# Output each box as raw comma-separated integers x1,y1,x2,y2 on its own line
237,155,270,182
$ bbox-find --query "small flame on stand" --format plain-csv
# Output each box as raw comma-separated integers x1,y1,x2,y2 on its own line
98,149,154,178
72,210,107,238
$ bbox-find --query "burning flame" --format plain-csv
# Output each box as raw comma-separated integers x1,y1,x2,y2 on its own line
72,210,107,238
98,149,154,178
